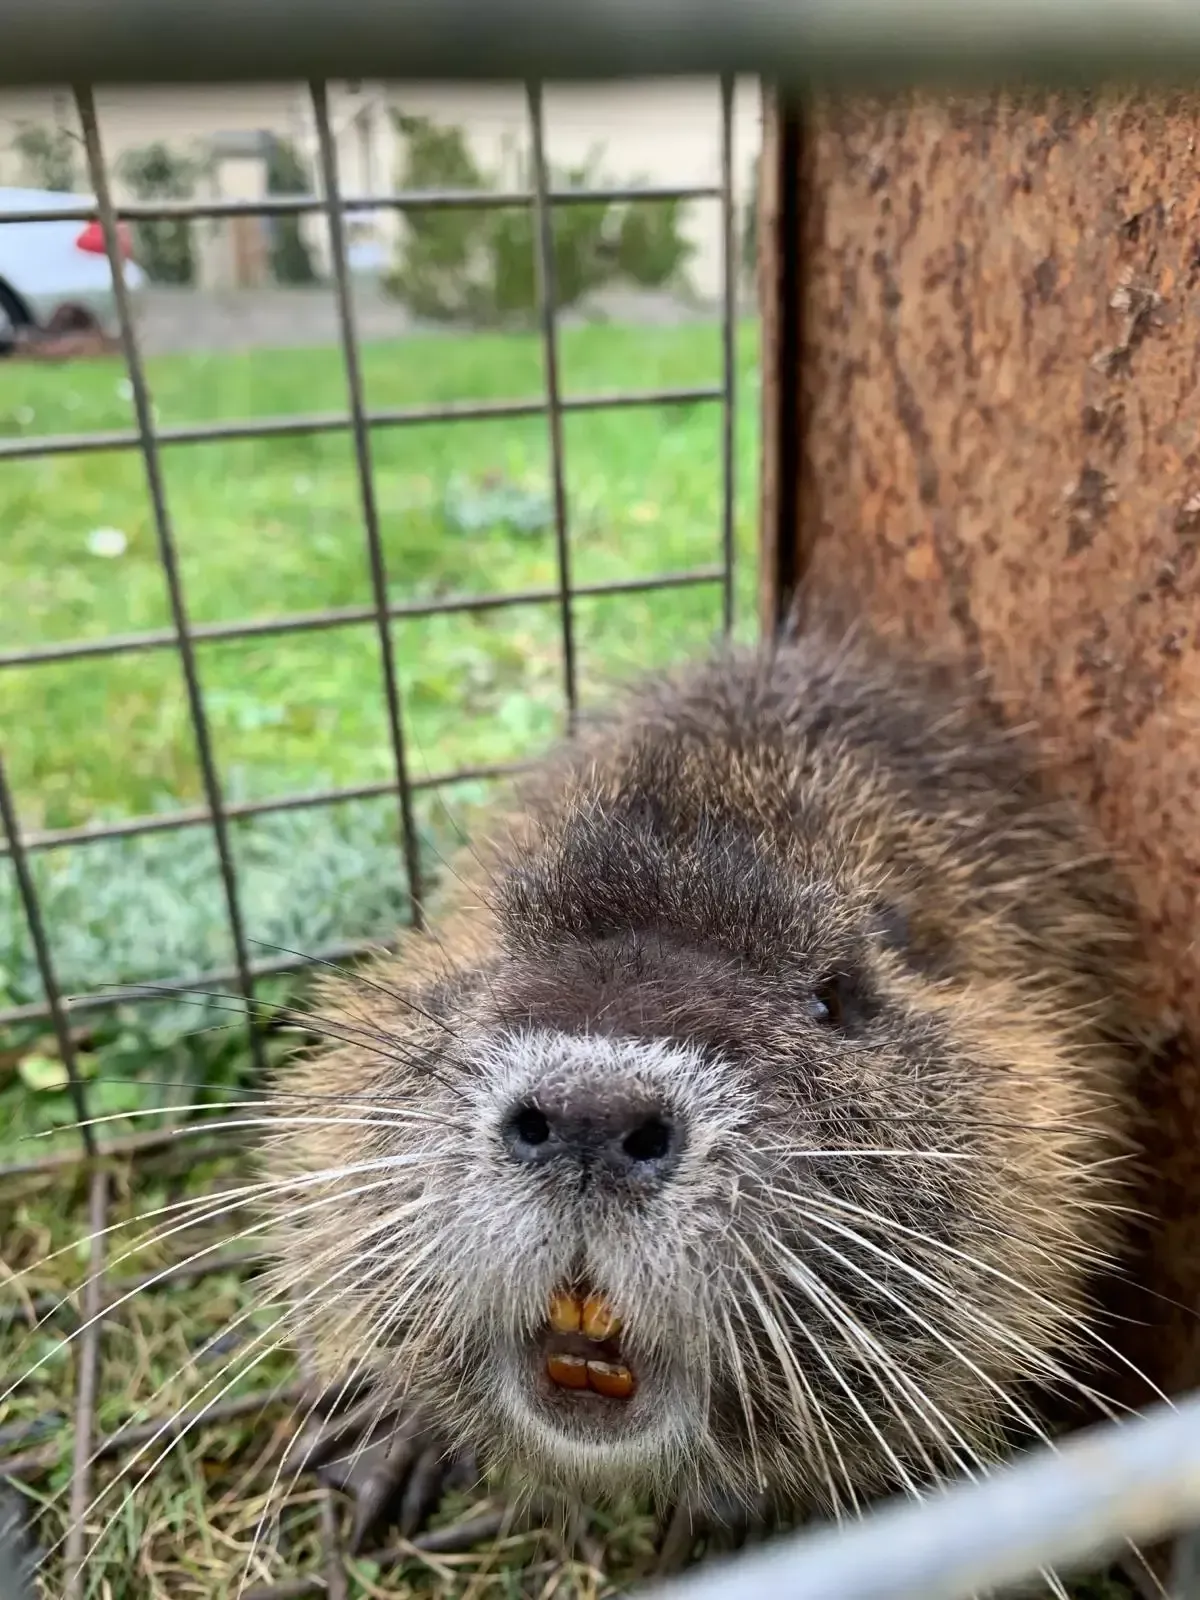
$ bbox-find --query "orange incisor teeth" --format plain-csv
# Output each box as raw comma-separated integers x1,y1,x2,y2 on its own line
546,1353,636,1398
581,1292,622,1341
585,1359,635,1400
546,1353,590,1390
548,1291,582,1334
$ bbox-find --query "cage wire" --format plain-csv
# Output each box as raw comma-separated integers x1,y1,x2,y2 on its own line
2,29,1200,1600
0,74,741,1599
6,0,1200,87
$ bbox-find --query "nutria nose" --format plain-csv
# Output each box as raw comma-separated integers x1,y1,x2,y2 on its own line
501,1085,681,1180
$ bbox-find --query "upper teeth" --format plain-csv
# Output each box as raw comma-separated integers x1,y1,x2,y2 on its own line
548,1289,622,1339
582,1293,620,1340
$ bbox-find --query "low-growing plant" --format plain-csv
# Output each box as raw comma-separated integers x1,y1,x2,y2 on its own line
115,141,205,284
383,109,695,323
12,121,79,193
0,794,494,1156
265,136,318,286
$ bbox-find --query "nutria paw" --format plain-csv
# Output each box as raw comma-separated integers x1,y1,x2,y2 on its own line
655,1495,778,1575
282,1400,475,1552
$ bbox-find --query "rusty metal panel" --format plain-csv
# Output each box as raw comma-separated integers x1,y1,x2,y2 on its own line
782,90,1200,1400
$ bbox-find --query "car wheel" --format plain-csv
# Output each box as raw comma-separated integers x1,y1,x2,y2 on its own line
0,277,36,356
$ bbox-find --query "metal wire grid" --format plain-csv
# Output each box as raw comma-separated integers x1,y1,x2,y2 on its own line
0,76,740,1596
0,76,740,1121
3,59,1200,1600
6,0,1200,88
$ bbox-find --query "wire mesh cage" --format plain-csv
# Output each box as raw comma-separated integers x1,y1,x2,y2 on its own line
0,72,751,1598
5,17,1200,1600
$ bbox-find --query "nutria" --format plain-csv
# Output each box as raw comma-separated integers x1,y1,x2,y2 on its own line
262,622,1149,1555
0,1486,39,1600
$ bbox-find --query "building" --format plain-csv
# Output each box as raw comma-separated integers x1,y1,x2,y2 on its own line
0,80,761,305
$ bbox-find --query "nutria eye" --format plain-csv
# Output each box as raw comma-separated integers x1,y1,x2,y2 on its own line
808,978,845,1027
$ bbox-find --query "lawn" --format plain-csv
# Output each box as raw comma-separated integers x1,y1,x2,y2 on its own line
1,319,760,831
0,315,761,1150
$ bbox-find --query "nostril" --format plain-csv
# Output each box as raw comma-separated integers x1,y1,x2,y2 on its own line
502,1094,680,1174
510,1104,551,1148
622,1115,673,1164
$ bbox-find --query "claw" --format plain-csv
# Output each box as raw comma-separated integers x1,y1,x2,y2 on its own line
281,1393,478,1553
655,1494,776,1576
344,1417,428,1553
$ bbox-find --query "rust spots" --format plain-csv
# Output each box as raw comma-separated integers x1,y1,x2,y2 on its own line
874,251,903,312
1063,466,1117,554
1093,270,1165,375
1032,256,1058,303
1118,200,1167,244
1080,399,1127,460
1110,275,1163,335
1175,491,1200,537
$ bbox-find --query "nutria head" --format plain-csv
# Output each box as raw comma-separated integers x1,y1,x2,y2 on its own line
265,634,1140,1519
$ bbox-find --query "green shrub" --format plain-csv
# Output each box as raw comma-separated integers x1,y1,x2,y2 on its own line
383,114,491,320
0,800,448,1018
383,110,695,323
115,142,204,285
0,796,480,1151
617,197,694,290
265,137,318,286
13,122,79,192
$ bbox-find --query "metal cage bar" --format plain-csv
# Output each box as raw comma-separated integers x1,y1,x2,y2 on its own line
526,82,579,728
6,0,1200,87
646,1391,1200,1600
73,84,264,1077
0,760,529,860
310,78,425,923
719,73,737,634
0,1380,344,1484
0,383,723,468
0,752,95,1155
0,565,720,703
62,1171,108,1600
0,183,722,229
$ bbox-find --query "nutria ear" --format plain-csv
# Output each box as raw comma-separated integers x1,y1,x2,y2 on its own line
869,900,911,956
870,898,956,980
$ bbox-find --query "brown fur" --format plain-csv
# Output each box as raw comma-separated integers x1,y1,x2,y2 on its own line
263,623,1148,1522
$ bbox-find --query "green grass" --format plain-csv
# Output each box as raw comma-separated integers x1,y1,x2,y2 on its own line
1,319,760,1018
0,317,761,1154
1,321,759,828
0,1149,659,1598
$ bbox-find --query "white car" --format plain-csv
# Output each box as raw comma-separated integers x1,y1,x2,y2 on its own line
0,185,145,346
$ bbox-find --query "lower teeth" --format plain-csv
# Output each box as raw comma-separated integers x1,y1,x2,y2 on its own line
546,1353,635,1399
